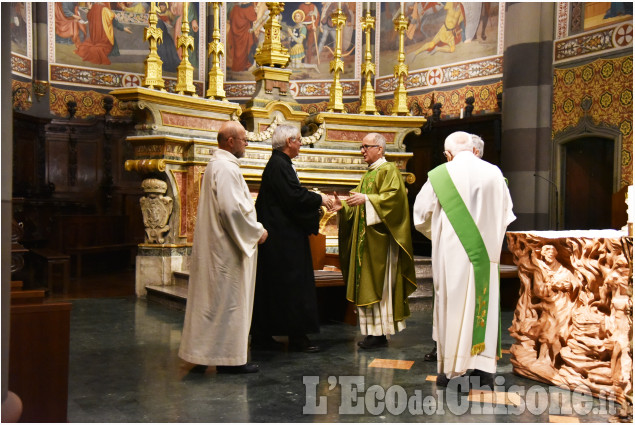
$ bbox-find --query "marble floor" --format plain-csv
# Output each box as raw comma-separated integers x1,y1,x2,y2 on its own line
65,296,623,423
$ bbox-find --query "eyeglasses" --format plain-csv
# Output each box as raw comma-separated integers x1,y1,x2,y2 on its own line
360,144,380,151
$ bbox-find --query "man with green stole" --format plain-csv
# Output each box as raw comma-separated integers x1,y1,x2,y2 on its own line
332,133,417,349
413,131,515,389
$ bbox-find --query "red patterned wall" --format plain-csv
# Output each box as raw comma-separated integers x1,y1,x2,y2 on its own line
553,55,633,187
299,81,503,119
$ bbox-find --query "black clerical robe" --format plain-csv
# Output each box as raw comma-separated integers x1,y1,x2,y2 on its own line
252,149,322,336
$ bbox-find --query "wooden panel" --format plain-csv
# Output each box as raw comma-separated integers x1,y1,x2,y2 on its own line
76,140,100,186
9,302,72,423
564,137,613,229
46,139,69,191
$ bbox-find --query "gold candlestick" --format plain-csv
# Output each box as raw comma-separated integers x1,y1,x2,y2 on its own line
392,11,410,116
359,8,378,115
142,2,165,91
175,2,196,96
327,5,346,113
253,2,289,67
206,2,226,100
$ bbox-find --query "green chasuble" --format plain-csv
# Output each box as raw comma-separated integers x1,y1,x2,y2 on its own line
338,161,417,323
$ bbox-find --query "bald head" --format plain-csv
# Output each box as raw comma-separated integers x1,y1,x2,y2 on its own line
444,131,474,156
218,121,248,158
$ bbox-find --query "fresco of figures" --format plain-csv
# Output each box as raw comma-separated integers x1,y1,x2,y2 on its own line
378,2,500,75
10,2,29,56
53,2,202,76
581,2,632,31
507,232,633,404
225,2,359,81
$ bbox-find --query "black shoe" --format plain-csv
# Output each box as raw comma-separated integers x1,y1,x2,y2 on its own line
436,373,449,387
216,363,259,374
438,373,470,392
190,364,208,374
469,369,495,390
289,335,320,353
424,343,437,362
251,335,284,351
357,335,388,349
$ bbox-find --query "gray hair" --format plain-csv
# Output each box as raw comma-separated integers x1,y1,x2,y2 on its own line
444,131,473,155
365,132,387,150
272,125,299,150
471,134,484,158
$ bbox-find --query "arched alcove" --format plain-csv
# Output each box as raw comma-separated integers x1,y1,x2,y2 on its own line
553,114,623,230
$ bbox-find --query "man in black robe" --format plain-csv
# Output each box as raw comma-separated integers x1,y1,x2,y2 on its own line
252,125,332,353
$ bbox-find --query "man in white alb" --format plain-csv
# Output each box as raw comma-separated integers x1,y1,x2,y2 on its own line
413,131,515,388
179,121,268,374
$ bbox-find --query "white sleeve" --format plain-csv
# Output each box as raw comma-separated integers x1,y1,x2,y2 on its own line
216,166,264,258
365,195,381,226
413,180,435,240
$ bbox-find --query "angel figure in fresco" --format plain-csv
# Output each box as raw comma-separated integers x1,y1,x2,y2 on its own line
299,2,320,64
532,245,581,367
412,2,465,55
74,2,133,65
288,10,307,67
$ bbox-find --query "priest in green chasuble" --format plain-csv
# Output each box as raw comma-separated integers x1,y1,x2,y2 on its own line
332,133,417,349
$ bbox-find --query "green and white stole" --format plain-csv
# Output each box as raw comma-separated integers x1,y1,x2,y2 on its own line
428,163,492,356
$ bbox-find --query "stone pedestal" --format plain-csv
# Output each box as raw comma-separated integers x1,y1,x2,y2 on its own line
135,245,189,297
507,230,633,404
110,87,242,292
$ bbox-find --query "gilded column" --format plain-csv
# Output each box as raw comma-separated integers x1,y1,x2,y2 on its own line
327,5,346,113
142,2,165,91
175,2,196,96
392,9,410,116
206,2,226,100
359,6,378,115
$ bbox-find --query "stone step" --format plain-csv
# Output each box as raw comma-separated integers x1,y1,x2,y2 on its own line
147,257,435,311
146,282,187,311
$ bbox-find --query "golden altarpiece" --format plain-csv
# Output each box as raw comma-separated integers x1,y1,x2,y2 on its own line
111,3,425,296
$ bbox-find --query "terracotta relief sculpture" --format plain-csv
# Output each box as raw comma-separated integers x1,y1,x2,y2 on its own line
140,178,173,244
507,232,633,406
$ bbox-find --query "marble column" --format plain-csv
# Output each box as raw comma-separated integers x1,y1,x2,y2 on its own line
502,3,555,230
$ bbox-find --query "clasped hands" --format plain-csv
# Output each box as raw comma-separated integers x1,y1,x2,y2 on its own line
320,191,366,213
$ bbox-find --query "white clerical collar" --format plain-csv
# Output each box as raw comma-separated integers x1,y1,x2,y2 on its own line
454,151,475,159
369,157,387,170
215,148,239,165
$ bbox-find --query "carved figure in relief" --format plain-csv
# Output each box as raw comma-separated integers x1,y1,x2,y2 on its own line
507,232,633,403
533,245,581,367
606,295,633,401
140,178,173,244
